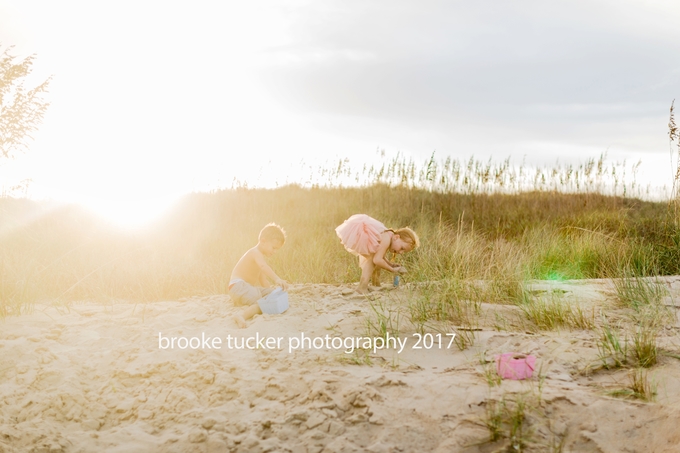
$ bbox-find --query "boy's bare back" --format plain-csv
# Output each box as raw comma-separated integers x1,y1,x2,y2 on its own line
230,235,286,289
230,246,268,287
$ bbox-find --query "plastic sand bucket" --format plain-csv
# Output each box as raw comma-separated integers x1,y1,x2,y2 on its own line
495,353,536,380
257,288,289,314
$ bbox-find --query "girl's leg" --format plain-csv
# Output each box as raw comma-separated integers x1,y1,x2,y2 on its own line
358,255,375,293
371,267,381,286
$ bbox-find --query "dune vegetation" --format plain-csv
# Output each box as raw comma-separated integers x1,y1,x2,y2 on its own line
2,153,679,316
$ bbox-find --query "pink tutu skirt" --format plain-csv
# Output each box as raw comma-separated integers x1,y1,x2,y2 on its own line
335,214,387,256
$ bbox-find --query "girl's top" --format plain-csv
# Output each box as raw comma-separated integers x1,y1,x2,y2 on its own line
335,214,388,256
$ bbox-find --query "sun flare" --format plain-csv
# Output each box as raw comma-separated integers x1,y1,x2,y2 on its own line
81,196,179,229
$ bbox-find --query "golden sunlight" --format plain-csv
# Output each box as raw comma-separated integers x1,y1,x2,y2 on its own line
80,195,180,229
4,2,680,451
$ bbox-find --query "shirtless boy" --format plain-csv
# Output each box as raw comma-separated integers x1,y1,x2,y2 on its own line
229,223,288,328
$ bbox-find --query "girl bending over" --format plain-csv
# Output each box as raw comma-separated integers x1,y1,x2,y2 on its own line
336,214,419,294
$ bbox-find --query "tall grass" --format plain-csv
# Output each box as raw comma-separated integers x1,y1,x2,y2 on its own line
1,154,679,312
519,292,595,331
612,275,667,311
272,152,650,199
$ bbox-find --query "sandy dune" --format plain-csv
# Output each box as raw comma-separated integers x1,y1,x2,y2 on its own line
1,278,680,452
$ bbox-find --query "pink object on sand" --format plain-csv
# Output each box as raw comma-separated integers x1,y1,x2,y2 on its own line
495,353,536,380
335,214,388,256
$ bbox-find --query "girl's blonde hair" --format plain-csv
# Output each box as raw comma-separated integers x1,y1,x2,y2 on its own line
394,227,420,249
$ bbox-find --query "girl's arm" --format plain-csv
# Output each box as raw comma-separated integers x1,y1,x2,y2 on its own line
372,231,399,272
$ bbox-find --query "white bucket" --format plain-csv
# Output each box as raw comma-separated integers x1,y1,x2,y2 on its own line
257,288,289,314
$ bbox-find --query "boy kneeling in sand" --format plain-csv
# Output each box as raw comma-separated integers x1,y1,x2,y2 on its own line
229,223,289,328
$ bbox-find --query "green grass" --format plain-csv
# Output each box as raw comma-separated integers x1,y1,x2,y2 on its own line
480,353,502,387
484,398,505,442
365,298,401,340
607,368,657,401
597,322,628,369
632,325,659,368
612,275,668,311
480,394,532,452
519,291,596,331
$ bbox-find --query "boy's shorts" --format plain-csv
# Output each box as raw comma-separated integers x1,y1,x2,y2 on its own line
228,280,274,306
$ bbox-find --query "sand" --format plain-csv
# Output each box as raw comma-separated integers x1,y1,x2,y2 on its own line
1,278,680,453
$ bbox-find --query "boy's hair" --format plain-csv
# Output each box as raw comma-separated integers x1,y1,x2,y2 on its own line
259,223,286,243
394,227,420,249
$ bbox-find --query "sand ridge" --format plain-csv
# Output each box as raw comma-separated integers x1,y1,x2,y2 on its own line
1,279,680,452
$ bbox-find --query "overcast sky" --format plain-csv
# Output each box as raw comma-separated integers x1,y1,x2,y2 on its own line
1,0,679,224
